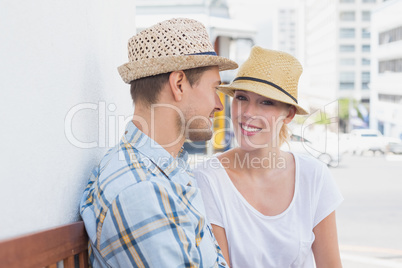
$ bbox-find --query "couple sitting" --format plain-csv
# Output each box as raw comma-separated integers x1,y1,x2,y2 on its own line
80,18,343,268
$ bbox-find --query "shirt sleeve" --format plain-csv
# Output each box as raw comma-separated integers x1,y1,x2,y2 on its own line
313,164,344,227
98,180,204,268
194,169,225,228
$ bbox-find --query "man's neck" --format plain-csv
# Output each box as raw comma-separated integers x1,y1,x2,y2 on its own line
133,104,185,158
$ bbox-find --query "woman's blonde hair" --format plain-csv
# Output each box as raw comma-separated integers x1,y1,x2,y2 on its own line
278,122,290,148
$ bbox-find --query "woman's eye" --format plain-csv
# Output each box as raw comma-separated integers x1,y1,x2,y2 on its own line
262,100,274,105
235,95,247,101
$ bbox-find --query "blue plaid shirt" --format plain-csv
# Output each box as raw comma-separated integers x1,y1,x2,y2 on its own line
80,121,227,268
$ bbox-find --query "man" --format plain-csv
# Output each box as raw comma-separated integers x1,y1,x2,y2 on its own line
80,18,238,267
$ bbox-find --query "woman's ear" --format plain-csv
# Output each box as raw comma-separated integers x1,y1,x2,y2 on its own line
284,106,297,124
168,71,186,102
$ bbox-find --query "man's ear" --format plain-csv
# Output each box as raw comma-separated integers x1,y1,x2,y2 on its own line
284,106,297,124
168,71,186,102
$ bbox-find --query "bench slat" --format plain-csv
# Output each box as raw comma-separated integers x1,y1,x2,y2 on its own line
64,255,76,268
0,221,88,268
79,250,89,267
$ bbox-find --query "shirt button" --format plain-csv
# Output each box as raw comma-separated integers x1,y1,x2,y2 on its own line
220,262,226,266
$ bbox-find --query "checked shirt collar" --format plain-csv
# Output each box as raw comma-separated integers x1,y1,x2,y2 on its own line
122,121,193,186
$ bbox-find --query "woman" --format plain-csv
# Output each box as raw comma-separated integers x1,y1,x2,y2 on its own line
194,46,343,268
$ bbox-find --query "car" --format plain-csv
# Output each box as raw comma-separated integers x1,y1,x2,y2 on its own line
386,140,402,154
348,129,395,155
281,134,341,167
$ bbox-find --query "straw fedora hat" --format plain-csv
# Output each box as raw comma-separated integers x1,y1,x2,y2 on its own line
218,46,308,115
118,18,238,83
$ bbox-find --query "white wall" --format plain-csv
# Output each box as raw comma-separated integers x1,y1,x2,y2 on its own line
0,0,135,240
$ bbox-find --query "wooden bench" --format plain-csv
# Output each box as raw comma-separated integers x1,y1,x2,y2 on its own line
0,221,89,268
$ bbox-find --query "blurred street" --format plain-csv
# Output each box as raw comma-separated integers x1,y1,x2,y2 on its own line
333,153,402,268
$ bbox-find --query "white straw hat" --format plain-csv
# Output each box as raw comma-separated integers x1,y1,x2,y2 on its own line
219,46,309,115
118,18,238,83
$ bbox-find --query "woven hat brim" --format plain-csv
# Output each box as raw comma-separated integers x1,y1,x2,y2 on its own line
118,55,238,83
218,81,309,115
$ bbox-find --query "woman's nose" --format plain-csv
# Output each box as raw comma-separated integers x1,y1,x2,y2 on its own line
242,102,255,119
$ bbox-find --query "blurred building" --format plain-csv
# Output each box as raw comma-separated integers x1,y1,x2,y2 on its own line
273,8,298,57
299,0,382,113
136,0,256,83
370,0,402,139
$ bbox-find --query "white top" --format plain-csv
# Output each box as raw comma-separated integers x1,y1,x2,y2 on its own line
194,153,343,268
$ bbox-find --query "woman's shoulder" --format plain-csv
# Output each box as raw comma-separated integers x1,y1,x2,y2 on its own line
193,154,224,178
194,148,237,170
193,155,232,194
292,152,327,170
292,152,331,183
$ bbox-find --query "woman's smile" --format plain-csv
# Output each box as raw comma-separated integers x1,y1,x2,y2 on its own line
240,123,263,136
